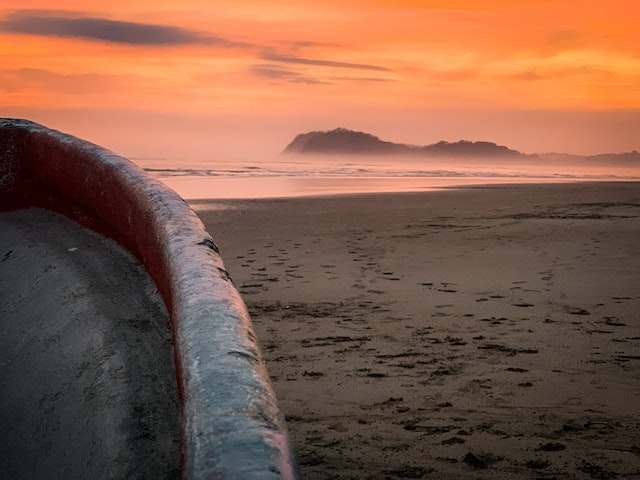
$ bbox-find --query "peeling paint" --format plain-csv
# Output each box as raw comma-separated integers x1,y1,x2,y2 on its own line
198,237,220,253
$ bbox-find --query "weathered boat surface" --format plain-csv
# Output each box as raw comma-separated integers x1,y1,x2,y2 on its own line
0,118,299,479
1,208,181,479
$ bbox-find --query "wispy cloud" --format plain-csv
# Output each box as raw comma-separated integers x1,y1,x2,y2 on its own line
250,64,328,84
0,10,250,47
0,67,126,93
261,53,391,72
509,69,542,81
547,29,583,48
328,75,395,83
426,69,478,82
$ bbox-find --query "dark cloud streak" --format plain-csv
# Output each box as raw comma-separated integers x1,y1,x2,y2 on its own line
250,63,395,85
250,64,328,84
0,10,249,47
262,53,391,72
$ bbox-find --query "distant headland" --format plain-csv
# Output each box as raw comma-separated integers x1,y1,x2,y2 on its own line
283,127,526,157
283,127,640,162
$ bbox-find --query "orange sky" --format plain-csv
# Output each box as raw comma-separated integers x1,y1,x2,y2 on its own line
1,1,639,158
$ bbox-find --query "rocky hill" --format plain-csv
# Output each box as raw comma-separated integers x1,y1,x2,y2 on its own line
283,128,526,157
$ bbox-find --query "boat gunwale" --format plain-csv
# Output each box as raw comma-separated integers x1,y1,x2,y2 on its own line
0,118,299,480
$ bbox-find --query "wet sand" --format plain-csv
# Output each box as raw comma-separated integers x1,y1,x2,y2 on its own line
198,182,640,480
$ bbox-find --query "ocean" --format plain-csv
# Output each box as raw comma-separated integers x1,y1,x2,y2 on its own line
138,153,640,201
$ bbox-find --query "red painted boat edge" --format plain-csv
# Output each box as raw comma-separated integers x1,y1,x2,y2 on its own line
0,118,299,479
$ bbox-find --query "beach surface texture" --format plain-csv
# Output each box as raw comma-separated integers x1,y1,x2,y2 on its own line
198,182,640,480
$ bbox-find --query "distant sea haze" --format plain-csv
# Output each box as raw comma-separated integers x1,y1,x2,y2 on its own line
141,128,640,200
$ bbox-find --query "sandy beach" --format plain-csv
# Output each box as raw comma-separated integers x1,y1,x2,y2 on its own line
198,182,640,480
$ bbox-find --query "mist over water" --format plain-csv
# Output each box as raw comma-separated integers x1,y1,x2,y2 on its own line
139,153,640,200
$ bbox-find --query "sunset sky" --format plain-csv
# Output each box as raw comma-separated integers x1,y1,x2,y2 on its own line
2,1,639,160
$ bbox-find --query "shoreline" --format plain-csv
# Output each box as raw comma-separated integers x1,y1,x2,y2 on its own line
197,182,640,479
165,174,640,202
186,179,640,206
